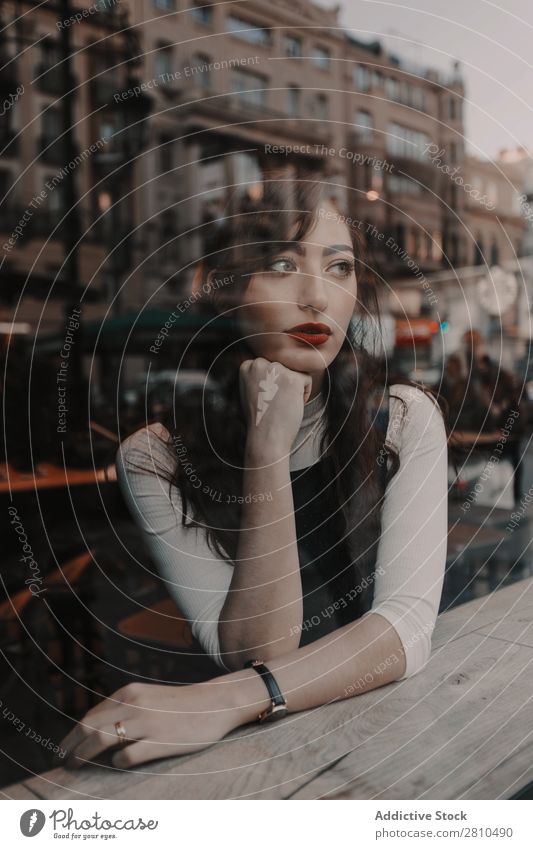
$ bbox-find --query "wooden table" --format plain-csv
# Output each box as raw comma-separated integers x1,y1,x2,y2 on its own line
0,462,116,494
446,523,508,560
3,578,533,800
451,431,507,447
448,503,513,529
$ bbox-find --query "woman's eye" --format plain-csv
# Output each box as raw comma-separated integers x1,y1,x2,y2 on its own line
328,259,355,278
266,257,296,274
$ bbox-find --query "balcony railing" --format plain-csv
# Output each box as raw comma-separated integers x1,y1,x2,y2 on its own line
346,129,383,150
385,154,441,193
176,88,333,145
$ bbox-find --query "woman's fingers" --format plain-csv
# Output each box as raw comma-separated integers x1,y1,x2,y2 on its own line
60,718,98,762
111,739,180,770
56,683,233,771
110,730,222,769
65,716,146,770
59,686,143,755
303,373,313,403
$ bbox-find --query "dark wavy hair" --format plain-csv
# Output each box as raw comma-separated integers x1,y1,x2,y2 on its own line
138,176,449,622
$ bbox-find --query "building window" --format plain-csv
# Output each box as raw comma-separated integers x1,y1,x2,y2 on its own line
400,82,411,104
486,181,498,207
0,169,12,199
388,174,422,195
411,86,424,109
44,178,66,227
311,45,330,69
450,97,457,120
97,119,118,149
231,69,268,108
355,64,370,91
385,77,400,101
372,70,384,89
472,175,483,198
354,109,373,142
406,228,416,257
450,233,459,264
490,239,499,265
155,43,173,80
450,183,458,206
95,0,119,15
386,122,432,160
190,54,212,89
198,158,227,222
283,35,302,57
158,136,173,173
286,85,300,116
226,15,272,46
385,77,425,109
315,93,329,121
473,235,485,265
431,230,442,261
190,2,213,24
361,164,373,192
38,37,60,72
395,223,406,251
422,233,432,260
233,151,263,198
42,107,61,140
153,0,175,10
160,210,176,238
92,52,117,79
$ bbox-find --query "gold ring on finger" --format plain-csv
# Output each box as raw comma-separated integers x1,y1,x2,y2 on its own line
114,720,128,746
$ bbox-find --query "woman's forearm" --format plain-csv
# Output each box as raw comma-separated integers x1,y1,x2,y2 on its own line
218,437,303,669
208,612,407,727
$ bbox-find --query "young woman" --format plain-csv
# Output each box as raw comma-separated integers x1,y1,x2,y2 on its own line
60,177,448,770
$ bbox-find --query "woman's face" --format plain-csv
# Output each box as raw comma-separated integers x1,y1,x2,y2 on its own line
234,201,358,380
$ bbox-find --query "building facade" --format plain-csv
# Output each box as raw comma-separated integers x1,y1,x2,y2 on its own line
1,0,528,344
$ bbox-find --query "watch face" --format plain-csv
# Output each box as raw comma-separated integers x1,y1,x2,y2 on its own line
259,703,289,722
260,704,288,723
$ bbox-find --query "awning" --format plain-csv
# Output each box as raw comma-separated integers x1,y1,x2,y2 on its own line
0,266,102,306
35,307,235,353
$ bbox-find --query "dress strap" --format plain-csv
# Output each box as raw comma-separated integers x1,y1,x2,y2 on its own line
374,387,390,489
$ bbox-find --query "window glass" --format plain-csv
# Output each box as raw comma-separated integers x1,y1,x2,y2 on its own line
226,15,271,46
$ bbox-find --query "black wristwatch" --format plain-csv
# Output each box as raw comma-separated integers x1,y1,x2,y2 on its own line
244,659,288,723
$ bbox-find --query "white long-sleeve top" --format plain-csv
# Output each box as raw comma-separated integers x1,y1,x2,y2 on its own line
116,383,448,679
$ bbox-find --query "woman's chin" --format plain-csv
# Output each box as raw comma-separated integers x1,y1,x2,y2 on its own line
270,343,333,372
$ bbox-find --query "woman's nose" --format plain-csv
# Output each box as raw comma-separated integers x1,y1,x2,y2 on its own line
298,270,328,312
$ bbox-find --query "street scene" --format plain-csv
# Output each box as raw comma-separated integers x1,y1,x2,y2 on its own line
1,0,533,816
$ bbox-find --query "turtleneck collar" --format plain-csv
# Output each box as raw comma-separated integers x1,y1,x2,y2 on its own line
302,390,327,424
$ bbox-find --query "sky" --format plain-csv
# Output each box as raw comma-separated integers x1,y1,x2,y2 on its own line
336,0,533,160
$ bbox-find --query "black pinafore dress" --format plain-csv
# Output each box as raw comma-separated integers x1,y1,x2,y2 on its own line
291,395,390,647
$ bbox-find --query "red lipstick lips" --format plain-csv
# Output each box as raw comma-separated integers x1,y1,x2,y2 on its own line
284,322,332,346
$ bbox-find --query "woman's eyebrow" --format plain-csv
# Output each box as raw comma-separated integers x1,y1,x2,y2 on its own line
271,242,354,256
271,241,305,255
323,244,354,256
